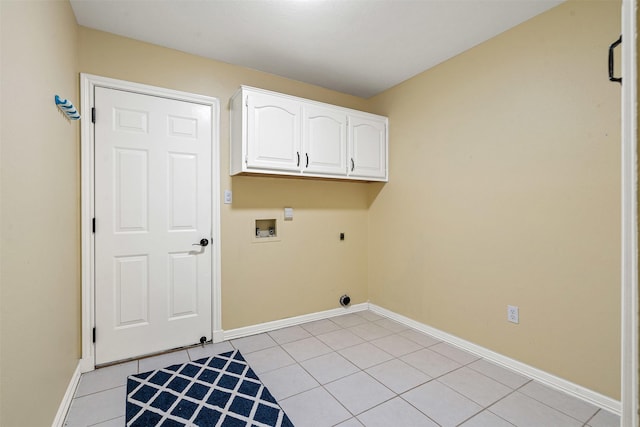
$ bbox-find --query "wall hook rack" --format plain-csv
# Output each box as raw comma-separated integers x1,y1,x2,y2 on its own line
55,95,80,120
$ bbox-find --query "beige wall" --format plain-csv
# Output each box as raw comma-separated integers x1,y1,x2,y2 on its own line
0,1,626,424
78,28,373,330
368,0,621,399
0,1,80,426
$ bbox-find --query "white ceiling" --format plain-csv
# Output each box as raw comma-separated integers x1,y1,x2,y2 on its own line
70,0,563,98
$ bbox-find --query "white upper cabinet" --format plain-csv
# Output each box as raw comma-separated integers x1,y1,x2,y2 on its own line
230,86,388,182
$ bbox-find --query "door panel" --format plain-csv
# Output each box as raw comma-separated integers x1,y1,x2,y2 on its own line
247,92,301,172
94,87,212,364
348,115,387,179
304,105,347,175
168,153,197,230
114,148,148,232
114,255,149,327
168,252,198,319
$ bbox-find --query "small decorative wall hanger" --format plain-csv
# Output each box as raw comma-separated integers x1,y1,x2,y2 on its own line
55,95,80,120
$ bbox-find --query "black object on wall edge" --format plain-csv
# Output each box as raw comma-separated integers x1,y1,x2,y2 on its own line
609,35,622,84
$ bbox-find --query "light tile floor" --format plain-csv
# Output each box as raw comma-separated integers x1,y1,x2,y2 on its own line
63,310,620,427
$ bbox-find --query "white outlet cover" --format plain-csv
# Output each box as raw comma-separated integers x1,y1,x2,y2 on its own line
224,190,232,204
507,305,519,324
284,207,293,220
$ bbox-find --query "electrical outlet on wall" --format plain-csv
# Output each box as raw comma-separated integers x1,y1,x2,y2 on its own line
507,305,519,324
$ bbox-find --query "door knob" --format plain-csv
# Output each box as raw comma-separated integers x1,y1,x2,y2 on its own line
192,238,209,247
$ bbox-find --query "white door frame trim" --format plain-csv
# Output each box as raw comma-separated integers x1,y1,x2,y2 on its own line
621,1,639,426
79,74,222,372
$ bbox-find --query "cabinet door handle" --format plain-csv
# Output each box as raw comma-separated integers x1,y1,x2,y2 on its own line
351,158,355,172
306,153,309,168
296,152,300,167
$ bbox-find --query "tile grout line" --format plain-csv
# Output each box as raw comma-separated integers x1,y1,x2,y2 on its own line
515,384,601,425
463,383,525,426
86,415,125,426
479,378,599,426
582,408,601,426
395,390,446,427
72,384,128,400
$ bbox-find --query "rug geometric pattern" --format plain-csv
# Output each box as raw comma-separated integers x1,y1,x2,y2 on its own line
126,349,294,427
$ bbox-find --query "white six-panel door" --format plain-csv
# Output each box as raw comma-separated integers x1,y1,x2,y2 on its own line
94,87,213,364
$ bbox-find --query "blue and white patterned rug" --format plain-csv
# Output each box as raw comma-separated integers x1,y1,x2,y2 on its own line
126,349,294,427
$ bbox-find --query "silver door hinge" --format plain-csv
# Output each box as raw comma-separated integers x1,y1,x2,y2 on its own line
92,218,96,233
91,107,96,123
92,327,96,343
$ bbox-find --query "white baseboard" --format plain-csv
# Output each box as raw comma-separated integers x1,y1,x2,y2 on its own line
51,360,83,427
368,303,622,416
212,329,225,343
79,356,95,374
223,303,368,341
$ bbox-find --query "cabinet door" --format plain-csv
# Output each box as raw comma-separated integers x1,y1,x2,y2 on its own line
247,92,301,172
303,105,347,175
348,115,387,180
